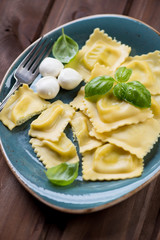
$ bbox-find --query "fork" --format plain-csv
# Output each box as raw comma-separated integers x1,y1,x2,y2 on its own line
0,36,53,111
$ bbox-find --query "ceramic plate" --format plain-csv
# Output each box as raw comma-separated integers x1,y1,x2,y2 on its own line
0,14,160,213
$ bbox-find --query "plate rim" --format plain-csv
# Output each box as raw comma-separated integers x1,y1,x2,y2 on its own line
0,14,160,214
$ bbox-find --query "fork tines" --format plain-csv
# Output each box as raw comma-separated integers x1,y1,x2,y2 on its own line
20,36,53,75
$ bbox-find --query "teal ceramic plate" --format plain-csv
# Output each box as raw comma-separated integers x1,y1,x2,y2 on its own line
0,14,160,213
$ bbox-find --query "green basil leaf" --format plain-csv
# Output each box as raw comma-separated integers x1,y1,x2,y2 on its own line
46,162,79,186
113,81,151,108
115,67,132,82
113,82,127,100
52,28,79,63
85,75,115,99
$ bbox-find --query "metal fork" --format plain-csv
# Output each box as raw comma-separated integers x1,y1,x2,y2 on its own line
0,36,53,111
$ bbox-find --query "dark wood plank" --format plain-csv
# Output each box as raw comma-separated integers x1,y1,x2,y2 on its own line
151,208,160,240
0,154,44,239
129,0,160,32
128,177,160,240
139,176,160,240
0,0,54,81
41,0,128,35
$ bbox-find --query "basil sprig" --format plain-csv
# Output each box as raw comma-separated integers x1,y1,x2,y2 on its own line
46,162,79,186
85,66,151,108
52,28,79,63
113,81,151,108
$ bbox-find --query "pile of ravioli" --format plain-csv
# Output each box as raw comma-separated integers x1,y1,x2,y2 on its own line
1,28,160,182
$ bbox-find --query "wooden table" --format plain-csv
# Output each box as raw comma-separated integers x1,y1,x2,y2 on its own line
0,0,160,239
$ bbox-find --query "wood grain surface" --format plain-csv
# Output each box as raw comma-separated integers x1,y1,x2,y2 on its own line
0,0,160,239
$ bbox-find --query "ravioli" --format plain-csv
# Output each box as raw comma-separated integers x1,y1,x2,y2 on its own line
82,143,143,181
84,92,153,133
30,133,79,169
70,87,86,111
29,100,74,141
66,28,131,81
122,51,160,95
88,62,114,82
0,84,50,130
151,96,160,120
90,118,160,159
71,111,102,153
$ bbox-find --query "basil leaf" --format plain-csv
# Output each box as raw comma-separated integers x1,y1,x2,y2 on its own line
52,28,79,63
113,82,127,100
113,81,151,108
85,75,115,99
46,162,79,186
115,67,132,82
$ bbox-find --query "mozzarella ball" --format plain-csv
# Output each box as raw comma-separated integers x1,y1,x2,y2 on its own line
39,57,64,77
58,68,83,90
36,76,60,99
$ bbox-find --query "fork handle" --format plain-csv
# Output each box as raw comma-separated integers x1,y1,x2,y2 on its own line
0,80,21,111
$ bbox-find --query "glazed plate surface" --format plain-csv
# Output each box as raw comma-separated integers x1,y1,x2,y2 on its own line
0,15,160,213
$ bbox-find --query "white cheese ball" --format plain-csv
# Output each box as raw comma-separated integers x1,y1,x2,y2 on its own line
58,68,83,90
36,76,60,99
39,57,64,77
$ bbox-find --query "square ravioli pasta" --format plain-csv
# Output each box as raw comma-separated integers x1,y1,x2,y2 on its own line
122,51,160,95
70,87,86,111
151,96,160,121
83,92,153,133
90,118,160,159
0,84,50,130
30,133,79,169
82,143,143,181
88,62,114,81
82,62,153,133
66,28,131,81
29,100,75,141
71,111,102,153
